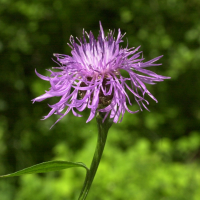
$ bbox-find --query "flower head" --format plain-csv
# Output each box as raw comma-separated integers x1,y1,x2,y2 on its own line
33,22,170,126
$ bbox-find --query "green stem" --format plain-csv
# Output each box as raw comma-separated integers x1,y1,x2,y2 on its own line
78,112,113,200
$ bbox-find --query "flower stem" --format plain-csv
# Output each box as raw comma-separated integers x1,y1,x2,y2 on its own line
78,112,113,200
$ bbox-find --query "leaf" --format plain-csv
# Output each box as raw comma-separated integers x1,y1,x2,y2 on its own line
0,161,88,178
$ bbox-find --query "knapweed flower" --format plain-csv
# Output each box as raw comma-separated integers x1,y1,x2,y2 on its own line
33,22,170,126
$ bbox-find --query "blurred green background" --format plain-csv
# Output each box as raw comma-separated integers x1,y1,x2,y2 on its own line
0,0,200,199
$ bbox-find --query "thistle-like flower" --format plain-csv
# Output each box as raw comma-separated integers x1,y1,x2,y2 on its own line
33,22,170,126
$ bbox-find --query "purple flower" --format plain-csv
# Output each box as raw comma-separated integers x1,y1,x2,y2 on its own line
33,22,170,126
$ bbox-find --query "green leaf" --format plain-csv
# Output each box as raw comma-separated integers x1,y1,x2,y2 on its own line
0,161,88,178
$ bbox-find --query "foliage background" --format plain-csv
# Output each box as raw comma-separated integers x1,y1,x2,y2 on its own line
0,0,200,199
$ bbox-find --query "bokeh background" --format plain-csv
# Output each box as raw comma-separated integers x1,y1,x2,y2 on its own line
0,0,200,199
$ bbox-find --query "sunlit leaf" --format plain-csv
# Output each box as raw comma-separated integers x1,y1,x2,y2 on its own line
0,161,88,178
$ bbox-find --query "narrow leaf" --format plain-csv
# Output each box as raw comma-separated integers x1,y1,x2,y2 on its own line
0,161,88,178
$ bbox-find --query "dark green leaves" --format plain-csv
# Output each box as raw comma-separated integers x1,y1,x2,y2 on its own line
0,161,88,178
